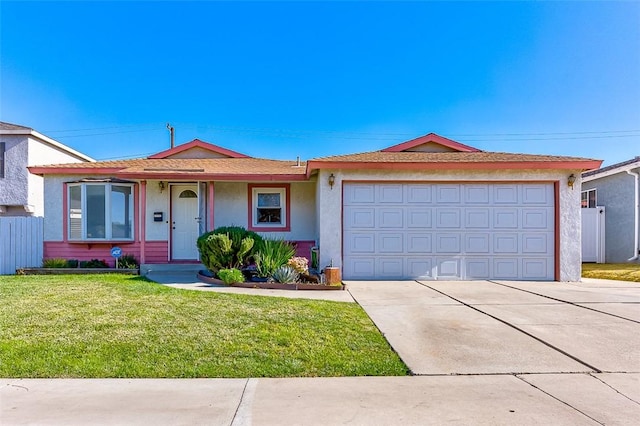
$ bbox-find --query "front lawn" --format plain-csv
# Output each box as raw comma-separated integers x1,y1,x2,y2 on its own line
0,275,407,378
582,263,640,282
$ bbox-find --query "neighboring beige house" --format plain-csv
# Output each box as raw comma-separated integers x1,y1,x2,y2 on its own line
0,121,94,216
31,133,602,281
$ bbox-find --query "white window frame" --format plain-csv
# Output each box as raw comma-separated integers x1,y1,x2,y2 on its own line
251,187,287,229
67,182,135,241
581,188,597,208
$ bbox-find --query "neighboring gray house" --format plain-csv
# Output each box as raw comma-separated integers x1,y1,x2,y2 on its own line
0,121,95,217
582,157,640,263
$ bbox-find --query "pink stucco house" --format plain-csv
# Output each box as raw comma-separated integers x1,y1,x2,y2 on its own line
30,134,601,281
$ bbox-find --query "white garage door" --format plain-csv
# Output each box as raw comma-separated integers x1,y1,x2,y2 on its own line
343,183,555,280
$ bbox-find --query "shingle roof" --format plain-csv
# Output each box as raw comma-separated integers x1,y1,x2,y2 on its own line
582,156,640,177
29,157,308,179
0,121,32,131
310,150,599,164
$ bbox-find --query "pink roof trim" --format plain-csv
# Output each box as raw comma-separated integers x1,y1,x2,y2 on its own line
148,139,250,159
381,133,481,153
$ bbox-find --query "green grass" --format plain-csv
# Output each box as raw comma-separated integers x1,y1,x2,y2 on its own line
0,274,408,378
582,263,640,282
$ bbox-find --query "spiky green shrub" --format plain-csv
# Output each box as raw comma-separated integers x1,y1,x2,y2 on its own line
254,239,296,278
197,226,263,273
42,258,69,268
272,265,299,283
117,254,139,269
217,268,245,285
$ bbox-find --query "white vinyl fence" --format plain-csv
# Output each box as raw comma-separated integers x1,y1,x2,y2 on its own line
581,207,606,263
0,217,44,274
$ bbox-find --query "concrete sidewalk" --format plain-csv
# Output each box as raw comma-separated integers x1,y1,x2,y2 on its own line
4,374,639,425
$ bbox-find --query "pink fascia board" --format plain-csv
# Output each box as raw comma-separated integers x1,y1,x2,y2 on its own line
381,133,482,153
148,139,250,159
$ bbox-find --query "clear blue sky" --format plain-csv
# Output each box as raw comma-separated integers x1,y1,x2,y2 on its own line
1,1,639,166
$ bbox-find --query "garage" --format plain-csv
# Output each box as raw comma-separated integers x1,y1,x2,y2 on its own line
343,182,555,280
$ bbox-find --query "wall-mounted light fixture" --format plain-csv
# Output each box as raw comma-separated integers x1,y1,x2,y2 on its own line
158,181,166,193
328,173,336,190
568,174,576,190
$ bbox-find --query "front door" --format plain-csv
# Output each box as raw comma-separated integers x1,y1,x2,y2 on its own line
171,184,200,260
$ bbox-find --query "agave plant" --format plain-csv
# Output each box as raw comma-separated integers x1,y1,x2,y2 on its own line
272,265,299,283
254,238,296,278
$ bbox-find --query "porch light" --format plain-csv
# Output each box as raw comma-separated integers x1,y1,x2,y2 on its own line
328,173,336,190
568,174,576,189
158,181,166,193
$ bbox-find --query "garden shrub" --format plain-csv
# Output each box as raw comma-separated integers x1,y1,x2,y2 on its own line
254,238,296,278
197,226,263,273
117,254,139,269
42,258,69,268
80,259,109,268
272,265,299,283
217,268,245,285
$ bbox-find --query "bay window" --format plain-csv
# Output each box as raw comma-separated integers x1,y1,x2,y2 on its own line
68,182,134,240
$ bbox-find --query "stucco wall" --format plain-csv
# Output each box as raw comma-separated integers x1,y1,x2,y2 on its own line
0,135,29,207
43,175,67,241
582,173,637,262
315,168,583,281
145,180,170,241
213,181,316,241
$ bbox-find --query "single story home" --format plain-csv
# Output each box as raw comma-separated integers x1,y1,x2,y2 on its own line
29,133,601,281
582,157,640,263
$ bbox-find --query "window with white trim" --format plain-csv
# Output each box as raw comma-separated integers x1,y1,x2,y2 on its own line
68,183,134,240
581,189,597,208
252,187,286,228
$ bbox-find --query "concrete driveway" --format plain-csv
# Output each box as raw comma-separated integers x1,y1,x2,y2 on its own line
346,278,640,375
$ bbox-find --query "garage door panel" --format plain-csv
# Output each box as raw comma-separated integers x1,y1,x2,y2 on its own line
521,258,552,280
494,185,519,204
436,209,461,228
436,185,461,203
377,208,404,228
376,258,404,278
522,233,552,254
407,234,432,253
343,183,554,280
494,234,519,253
435,233,461,253
344,184,375,204
378,233,403,253
437,257,461,278
465,208,490,228
344,232,375,253
493,258,519,279
377,184,404,203
407,258,434,279
464,185,490,204
345,207,376,228
522,184,553,204
407,208,432,228
465,234,490,253
465,259,491,279
343,257,376,279
406,184,432,203
494,209,519,228
522,208,553,229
